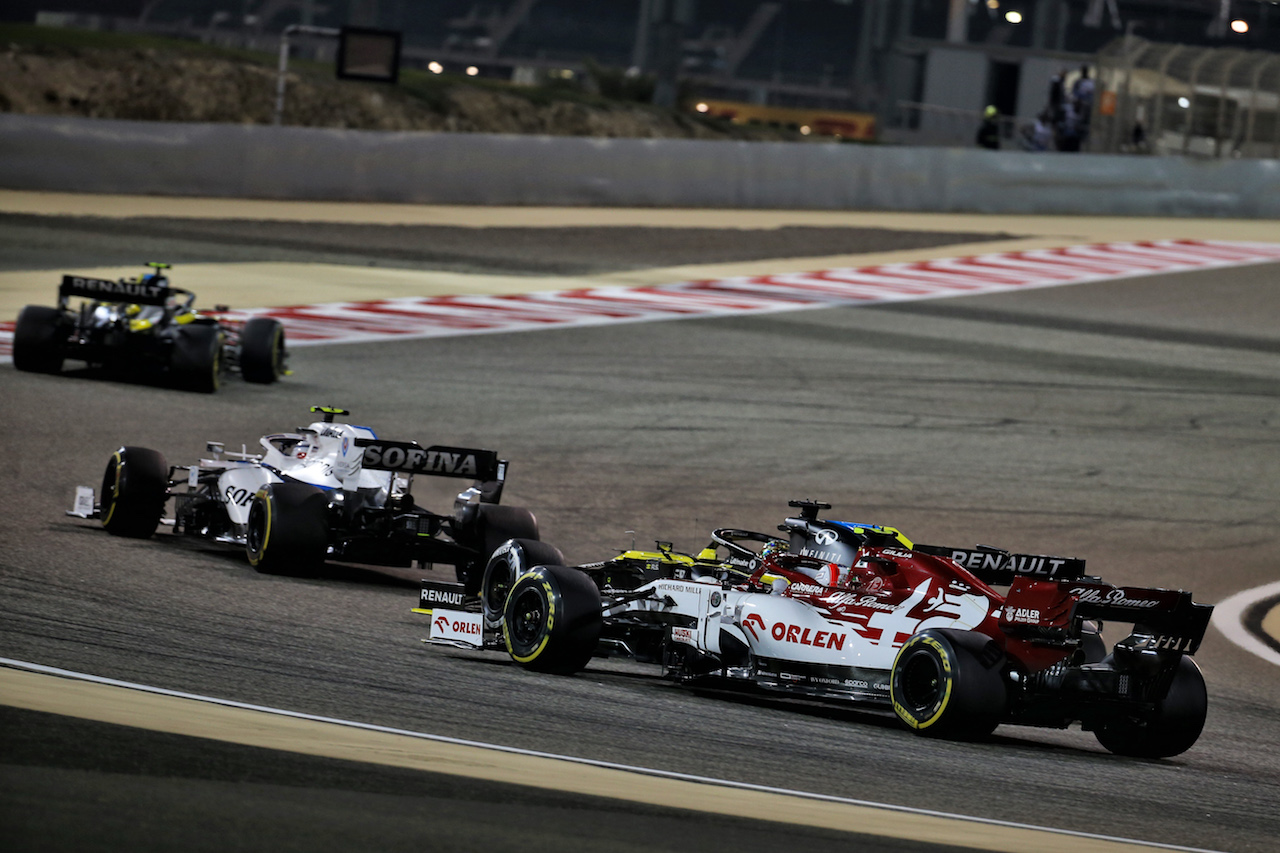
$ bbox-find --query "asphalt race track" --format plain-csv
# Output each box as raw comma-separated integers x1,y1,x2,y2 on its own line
2,202,1279,853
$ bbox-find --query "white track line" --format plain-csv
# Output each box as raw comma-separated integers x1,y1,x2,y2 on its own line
1212,581,1280,667
0,657,1225,853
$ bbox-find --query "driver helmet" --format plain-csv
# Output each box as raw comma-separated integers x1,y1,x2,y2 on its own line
760,540,788,563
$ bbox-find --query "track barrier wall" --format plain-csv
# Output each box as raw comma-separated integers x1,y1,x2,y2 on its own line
3,113,1279,217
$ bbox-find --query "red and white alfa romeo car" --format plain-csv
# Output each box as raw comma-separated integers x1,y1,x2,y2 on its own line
418,500,1213,758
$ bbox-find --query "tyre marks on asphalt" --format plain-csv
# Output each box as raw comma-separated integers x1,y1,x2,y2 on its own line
0,661,1224,853
4,240,1279,359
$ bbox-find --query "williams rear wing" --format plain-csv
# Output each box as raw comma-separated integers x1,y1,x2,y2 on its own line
355,438,506,503
355,439,502,481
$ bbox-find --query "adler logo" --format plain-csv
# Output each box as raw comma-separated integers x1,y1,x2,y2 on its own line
1004,606,1041,624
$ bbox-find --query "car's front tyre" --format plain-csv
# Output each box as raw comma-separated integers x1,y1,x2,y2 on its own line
481,538,566,629
245,483,329,576
502,564,601,675
171,324,222,393
100,446,169,539
239,317,286,384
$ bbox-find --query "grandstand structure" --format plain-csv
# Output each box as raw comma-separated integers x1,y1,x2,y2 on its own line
15,0,1280,153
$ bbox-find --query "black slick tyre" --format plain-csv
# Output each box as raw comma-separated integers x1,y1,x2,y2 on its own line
245,482,329,576
890,628,1007,738
171,323,222,393
481,538,567,628
1094,656,1207,758
502,565,601,675
239,317,286,384
456,504,541,594
13,305,66,374
100,446,169,539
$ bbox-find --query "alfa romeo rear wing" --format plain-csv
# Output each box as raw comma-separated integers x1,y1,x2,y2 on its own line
1002,576,1214,654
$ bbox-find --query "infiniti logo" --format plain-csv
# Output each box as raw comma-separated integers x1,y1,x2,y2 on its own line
814,529,840,545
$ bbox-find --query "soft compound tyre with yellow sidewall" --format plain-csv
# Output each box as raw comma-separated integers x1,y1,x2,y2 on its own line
890,628,1007,738
481,538,567,629
170,323,222,393
502,564,601,675
100,446,169,539
245,482,329,576
239,317,286,384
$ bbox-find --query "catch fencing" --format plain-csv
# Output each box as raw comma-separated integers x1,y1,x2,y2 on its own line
1092,36,1280,159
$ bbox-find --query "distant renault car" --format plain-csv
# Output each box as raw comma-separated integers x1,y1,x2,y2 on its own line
421,500,1212,758
71,406,543,585
13,262,286,392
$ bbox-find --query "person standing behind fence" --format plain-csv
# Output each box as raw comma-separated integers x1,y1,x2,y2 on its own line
1072,65,1095,145
1048,69,1068,124
1020,111,1053,151
1055,100,1082,151
976,105,1000,149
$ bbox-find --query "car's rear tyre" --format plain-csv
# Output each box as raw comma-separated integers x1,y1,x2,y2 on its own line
1094,656,1207,758
239,317,286,384
100,446,169,539
245,483,329,576
890,628,1007,738
502,565,601,675
456,504,541,595
171,323,222,393
481,538,567,628
13,305,66,374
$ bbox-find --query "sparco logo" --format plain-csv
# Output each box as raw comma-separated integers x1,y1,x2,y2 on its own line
813,529,840,545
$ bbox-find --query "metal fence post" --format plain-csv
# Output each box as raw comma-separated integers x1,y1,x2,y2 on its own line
273,24,341,127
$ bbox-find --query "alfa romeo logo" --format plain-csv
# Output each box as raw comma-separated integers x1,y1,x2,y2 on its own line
814,529,840,545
